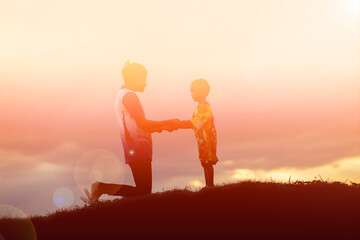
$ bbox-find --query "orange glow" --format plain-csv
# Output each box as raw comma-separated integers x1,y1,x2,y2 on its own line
190,180,205,188
0,0,359,215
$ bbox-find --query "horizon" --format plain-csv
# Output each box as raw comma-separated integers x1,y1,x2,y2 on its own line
0,0,359,216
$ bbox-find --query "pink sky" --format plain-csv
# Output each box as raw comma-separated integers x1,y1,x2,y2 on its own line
0,0,359,216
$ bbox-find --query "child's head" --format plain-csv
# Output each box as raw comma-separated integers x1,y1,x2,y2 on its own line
190,79,210,102
121,61,148,92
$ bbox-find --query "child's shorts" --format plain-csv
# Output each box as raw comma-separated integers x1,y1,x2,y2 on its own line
201,160,217,167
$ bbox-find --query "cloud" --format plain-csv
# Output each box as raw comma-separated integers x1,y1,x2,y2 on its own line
0,142,83,176
218,132,359,169
0,142,84,215
224,156,360,183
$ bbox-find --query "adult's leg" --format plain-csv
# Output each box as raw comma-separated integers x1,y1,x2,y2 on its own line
130,159,152,194
91,159,152,198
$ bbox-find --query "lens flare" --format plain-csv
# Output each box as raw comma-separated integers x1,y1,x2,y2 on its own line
129,150,135,156
74,149,125,193
53,187,74,208
0,205,37,240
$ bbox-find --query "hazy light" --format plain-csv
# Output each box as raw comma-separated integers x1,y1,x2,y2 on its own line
242,60,265,83
190,180,204,187
233,169,256,180
222,160,235,166
74,149,125,193
345,0,359,16
209,88,223,104
92,169,103,182
53,187,74,208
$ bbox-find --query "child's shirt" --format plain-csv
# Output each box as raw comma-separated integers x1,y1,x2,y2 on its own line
190,103,218,165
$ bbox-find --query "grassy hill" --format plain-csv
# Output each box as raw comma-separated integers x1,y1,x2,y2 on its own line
1,180,360,240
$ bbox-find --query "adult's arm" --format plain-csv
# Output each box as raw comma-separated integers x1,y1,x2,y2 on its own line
134,115,180,130
122,92,180,130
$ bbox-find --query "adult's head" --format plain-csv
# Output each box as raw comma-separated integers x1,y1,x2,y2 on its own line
190,79,210,102
121,61,148,92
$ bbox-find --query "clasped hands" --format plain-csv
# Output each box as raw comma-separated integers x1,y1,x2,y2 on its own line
153,119,182,133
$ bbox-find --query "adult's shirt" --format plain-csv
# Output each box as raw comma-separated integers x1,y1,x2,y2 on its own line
114,87,152,164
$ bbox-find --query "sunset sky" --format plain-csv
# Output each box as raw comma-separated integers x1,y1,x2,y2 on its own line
0,0,359,216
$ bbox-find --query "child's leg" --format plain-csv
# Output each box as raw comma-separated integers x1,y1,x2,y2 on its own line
207,164,214,187
203,163,214,187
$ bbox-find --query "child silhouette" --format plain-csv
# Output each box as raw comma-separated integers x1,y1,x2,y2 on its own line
178,79,218,187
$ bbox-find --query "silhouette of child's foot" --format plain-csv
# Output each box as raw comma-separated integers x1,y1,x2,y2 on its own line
200,185,215,191
91,181,102,199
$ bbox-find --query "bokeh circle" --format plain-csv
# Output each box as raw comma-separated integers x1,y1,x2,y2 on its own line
0,204,37,240
74,149,125,193
53,187,75,208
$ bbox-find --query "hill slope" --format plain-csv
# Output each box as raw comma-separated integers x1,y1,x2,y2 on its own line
1,181,360,240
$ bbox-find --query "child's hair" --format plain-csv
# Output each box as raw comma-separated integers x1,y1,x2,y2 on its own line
121,61,147,84
191,79,210,97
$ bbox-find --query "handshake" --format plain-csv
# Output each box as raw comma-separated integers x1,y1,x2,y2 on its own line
152,119,183,133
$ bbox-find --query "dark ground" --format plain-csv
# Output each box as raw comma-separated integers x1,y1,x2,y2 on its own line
1,180,360,240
